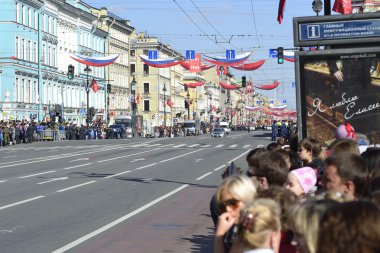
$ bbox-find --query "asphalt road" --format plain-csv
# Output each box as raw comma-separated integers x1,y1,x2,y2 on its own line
0,130,272,253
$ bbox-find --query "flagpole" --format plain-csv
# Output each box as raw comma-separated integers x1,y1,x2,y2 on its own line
84,65,91,126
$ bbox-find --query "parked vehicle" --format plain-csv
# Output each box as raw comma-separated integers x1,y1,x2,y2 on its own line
184,120,196,136
211,128,225,138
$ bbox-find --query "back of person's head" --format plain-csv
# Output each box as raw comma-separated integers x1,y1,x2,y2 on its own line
361,147,380,179
277,137,286,146
238,198,281,250
299,137,322,159
328,138,360,156
221,161,242,179
257,186,298,232
275,149,291,170
288,151,303,171
267,142,282,152
216,175,257,206
246,147,268,163
289,199,337,253
324,153,368,198
317,201,380,253
248,152,289,187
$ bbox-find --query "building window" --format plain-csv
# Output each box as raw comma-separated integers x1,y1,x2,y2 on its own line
48,45,51,65
33,81,37,103
143,83,149,94
130,64,135,76
143,50,148,55
21,38,25,59
22,5,25,25
130,50,135,57
15,37,19,58
21,79,25,102
52,47,56,67
143,64,149,75
28,7,31,27
144,100,150,112
34,41,37,62
27,40,31,61
16,3,19,23
42,43,45,63
15,78,19,102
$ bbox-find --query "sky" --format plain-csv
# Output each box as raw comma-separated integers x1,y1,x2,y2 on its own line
86,0,319,110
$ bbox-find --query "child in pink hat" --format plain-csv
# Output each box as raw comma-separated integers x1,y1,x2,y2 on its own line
286,167,317,198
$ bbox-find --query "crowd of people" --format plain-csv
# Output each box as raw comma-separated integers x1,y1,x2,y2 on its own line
211,123,380,253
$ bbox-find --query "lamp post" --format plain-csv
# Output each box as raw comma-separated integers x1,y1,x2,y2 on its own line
186,90,190,120
130,76,137,115
312,0,323,16
162,83,167,127
84,66,92,126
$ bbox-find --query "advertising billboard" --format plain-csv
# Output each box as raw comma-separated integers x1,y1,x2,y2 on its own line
296,47,380,145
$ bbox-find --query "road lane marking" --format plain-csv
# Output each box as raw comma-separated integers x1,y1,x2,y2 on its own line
172,144,186,148
134,163,157,170
215,144,224,148
70,158,90,162
158,149,204,163
187,144,200,148
3,155,16,158
201,145,210,148
63,163,92,170
56,181,97,193
18,171,56,179
97,149,159,163
228,149,252,163
0,180,7,183
229,144,238,148
52,184,189,253
243,145,250,148
0,196,45,210
214,165,227,171
37,177,68,185
196,172,213,180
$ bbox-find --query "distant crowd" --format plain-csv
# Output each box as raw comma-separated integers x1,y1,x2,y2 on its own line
211,122,380,253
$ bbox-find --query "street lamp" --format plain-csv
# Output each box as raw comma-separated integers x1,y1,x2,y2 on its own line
186,90,190,120
162,83,167,127
84,66,92,126
312,0,323,16
130,76,137,115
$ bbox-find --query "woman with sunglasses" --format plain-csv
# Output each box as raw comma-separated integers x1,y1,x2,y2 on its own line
214,175,257,253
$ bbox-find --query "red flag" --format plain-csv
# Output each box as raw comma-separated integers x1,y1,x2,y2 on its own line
90,79,99,93
277,0,286,24
333,0,351,14
166,98,174,108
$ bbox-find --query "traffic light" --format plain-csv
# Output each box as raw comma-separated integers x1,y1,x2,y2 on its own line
242,76,246,87
67,65,74,80
277,47,284,64
185,100,189,109
107,84,111,93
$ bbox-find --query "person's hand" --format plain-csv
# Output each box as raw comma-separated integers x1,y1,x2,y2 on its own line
216,212,236,237
334,70,344,82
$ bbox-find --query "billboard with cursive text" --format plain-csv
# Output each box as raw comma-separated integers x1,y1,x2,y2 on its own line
296,47,380,145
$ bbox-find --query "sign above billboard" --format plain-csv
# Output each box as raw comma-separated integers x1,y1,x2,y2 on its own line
294,12,380,47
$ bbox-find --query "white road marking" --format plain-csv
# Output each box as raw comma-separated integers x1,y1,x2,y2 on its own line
0,196,45,210
214,165,227,171
187,144,200,148
2,155,16,158
230,144,238,148
194,158,204,163
70,158,90,162
63,163,92,170
243,144,250,148
134,163,157,170
130,158,146,163
215,144,224,148
0,180,7,183
56,181,97,193
228,149,252,163
37,177,68,185
196,172,213,180
201,145,210,148
97,149,158,163
106,163,157,178
52,184,189,253
158,149,204,163
18,171,56,179
172,144,186,148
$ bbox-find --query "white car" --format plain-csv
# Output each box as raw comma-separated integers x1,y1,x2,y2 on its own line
219,122,231,134
211,128,225,138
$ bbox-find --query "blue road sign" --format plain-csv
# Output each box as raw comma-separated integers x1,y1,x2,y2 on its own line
226,50,235,60
186,50,195,60
283,99,287,103
270,100,274,104
79,109,87,115
257,101,261,105
269,49,278,58
148,50,158,59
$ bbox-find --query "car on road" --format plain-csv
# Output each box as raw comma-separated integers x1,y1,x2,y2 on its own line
219,122,231,134
107,124,126,139
211,128,225,138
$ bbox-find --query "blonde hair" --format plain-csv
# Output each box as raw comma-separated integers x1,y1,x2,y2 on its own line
238,198,281,249
216,175,257,205
288,199,337,253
